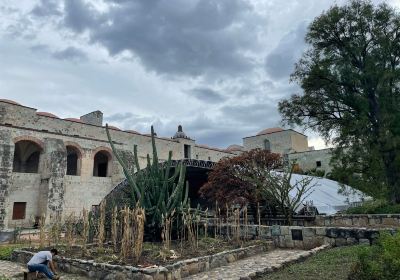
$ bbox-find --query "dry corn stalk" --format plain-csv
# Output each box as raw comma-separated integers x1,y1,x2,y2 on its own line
120,206,131,261
39,214,46,249
132,207,145,264
162,209,174,250
82,208,89,256
111,206,118,252
65,213,75,251
98,201,106,249
204,208,208,239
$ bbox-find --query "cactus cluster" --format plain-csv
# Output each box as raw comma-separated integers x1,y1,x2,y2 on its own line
105,125,189,232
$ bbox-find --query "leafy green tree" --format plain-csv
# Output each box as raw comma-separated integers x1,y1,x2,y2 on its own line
279,0,400,202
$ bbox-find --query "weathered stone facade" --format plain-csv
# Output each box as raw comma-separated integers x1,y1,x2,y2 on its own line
0,99,331,229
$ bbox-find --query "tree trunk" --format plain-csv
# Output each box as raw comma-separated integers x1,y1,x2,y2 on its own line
382,149,400,204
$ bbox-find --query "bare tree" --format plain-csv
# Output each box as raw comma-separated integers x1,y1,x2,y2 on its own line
244,164,315,225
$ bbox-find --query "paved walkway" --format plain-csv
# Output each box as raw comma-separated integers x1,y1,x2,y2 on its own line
0,260,89,280
184,249,309,280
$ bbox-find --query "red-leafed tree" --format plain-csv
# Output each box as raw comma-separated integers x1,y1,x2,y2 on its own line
199,149,282,206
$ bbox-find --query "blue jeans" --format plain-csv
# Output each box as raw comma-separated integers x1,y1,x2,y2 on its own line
28,264,54,279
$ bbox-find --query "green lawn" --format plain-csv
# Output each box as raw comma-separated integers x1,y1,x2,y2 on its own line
257,245,366,280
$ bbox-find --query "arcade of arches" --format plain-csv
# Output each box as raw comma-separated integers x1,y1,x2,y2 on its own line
12,140,111,177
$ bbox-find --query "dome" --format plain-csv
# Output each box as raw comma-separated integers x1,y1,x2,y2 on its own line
107,125,121,131
36,112,59,118
172,125,190,139
0,99,21,105
257,127,284,135
125,130,141,134
226,144,244,152
64,118,84,123
197,144,210,149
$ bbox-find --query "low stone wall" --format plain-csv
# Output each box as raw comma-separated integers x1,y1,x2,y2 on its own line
12,243,273,280
312,214,400,228
266,226,393,249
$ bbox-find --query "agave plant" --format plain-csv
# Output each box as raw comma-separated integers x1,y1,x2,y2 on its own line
106,125,189,233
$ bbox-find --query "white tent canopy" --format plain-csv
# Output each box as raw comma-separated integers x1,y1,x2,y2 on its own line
288,174,366,215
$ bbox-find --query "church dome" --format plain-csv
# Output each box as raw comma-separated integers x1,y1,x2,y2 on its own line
0,99,21,105
37,112,59,118
65,118,84,123
125,130,141,134
256,127,284,135
226,144,244,152
172,125,190,139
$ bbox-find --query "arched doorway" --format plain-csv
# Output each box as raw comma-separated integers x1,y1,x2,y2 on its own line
93,150,112,177
66,146,81,176
13,140,42,173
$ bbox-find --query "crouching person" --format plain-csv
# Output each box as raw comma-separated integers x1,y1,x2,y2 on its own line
27,248,60,279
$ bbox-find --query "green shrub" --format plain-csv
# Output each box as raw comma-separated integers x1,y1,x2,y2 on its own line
345,200,400,214
0,245,22,260
0,275,10,280
349,232,400,280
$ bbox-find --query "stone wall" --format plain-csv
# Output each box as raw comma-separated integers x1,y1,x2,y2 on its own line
243,130,309,154
288,148,333,173
0,130,14,229
313,214,400,228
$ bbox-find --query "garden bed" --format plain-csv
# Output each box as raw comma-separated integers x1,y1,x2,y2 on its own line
12,239,274,280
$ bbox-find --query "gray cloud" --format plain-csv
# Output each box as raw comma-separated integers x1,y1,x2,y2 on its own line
59,0,262,76
265,21,308,79
221,102,280,125
31,0,61,17
189,87,226,103
52,47,87,61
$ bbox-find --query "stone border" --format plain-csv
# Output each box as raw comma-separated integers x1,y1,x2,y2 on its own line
12,242,274,280
313,214,400,227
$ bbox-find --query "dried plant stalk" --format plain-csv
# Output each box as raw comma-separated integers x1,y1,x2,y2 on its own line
162,209,174,250
204,208,208,239
98,201,106,249
120,206,130,261
39,214,46,249
82,208,89,256
132,207,145,264
65,213,74,251
111,206,118,252
183,209,196,248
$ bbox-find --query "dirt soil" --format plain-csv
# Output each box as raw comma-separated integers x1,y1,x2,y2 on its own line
24,238,266,267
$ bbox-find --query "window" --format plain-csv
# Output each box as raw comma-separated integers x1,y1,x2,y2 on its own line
93,151,111,177
316,161,322,168
66,146,81,176
196,155,199,159
208,156,211,161
264,139,271,152
184,145,191,159
12,202,26,220
13,140,42,173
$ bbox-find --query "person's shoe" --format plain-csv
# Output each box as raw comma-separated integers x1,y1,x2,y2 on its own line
53,275,61,280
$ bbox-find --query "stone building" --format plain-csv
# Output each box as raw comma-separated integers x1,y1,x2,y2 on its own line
0,99,331,229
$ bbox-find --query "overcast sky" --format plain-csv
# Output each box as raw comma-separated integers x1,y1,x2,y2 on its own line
1,0,399,149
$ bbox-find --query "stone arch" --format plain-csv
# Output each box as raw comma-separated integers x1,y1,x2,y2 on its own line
65,142,83,176
13,136,44,173
92,147,113,177
264,139,271,152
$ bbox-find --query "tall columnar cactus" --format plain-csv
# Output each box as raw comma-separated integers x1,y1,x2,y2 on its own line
106,125,189,231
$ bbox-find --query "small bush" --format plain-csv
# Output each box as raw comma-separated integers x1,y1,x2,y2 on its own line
0,245,22,261
349,232,400,280
345,200,400,214
0,275,10,280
